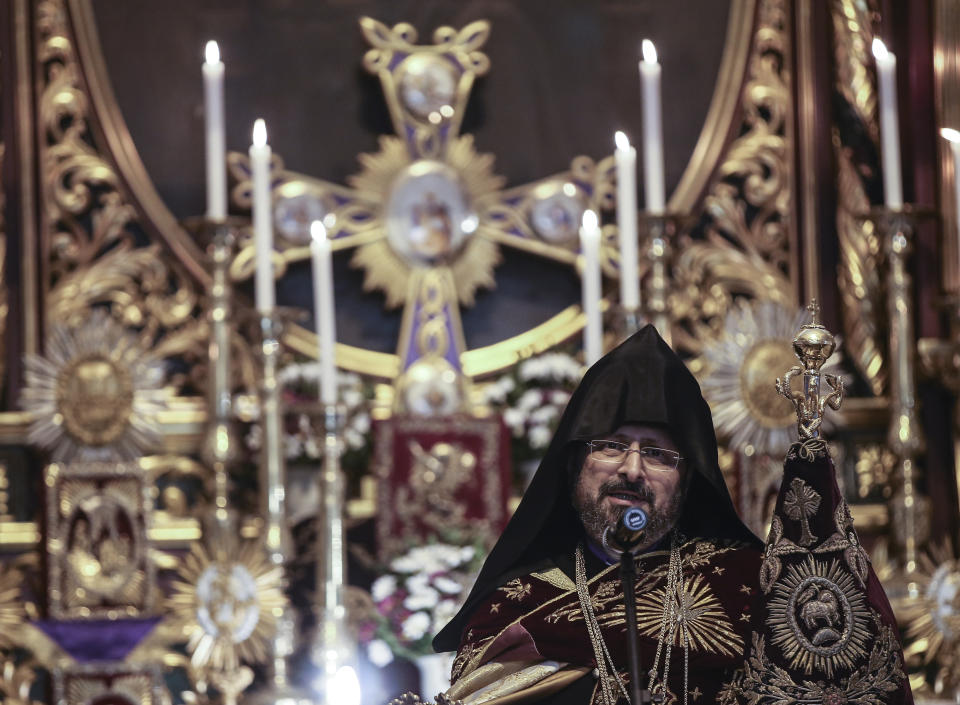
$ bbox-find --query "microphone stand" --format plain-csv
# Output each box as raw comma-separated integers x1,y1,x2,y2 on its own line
619,546,651,705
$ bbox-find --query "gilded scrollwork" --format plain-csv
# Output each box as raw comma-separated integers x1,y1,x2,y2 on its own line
672,0,793,359
831,0,879,141
830,0,886,396
35,0,221,395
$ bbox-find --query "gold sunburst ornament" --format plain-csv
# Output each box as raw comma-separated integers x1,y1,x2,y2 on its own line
894,540,960,696
349,136,504,309
700,300,840,456
168,538,286,674
21,310,169,461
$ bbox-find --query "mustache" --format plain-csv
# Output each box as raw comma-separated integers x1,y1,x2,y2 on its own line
599,478,655,503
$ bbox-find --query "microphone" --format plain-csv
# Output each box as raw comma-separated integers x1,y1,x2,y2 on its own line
603,506,649,555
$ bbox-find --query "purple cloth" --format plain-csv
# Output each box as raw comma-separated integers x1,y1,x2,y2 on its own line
34,617,162,662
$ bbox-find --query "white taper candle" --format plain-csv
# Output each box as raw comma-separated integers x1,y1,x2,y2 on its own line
250,119,275,313
203,40,227,220
615,131,640,310
873,38,903,208
310,220,338,405
941,128,960,282
639,39,666,214
580,210,603,366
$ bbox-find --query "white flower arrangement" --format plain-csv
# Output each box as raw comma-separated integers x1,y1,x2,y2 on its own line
361,541,483,664
480,349,582,484
245,362,374,468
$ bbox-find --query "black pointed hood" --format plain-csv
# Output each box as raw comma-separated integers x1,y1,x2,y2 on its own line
433,325,761,651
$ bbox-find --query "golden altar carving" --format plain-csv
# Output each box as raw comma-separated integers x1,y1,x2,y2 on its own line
3,0,954,700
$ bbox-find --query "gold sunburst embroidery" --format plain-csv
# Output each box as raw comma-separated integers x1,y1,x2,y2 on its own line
632,573,743,657
766,556,872,677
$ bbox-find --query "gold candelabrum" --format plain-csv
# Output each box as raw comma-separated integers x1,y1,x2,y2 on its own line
875,209,928,576
637,213,684,347
775,301,844,440
873,208,928,581
194,218,243,532
248,312,312,705
312,403,354,704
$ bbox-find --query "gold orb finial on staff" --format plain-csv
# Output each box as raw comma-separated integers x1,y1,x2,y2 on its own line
774,299,844,439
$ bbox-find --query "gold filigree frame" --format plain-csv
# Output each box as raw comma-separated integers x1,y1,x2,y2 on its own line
45,461,155,619
372,415,504,558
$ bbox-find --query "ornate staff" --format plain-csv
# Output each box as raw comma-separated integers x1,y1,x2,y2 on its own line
775,300,844,440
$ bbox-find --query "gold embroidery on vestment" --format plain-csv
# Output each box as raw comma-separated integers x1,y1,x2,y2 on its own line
765,557,872,676
499,578,532,601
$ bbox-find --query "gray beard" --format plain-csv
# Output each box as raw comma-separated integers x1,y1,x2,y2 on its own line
574,478,684,548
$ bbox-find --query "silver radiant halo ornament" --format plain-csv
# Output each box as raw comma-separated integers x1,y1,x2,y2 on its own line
21,310,169,461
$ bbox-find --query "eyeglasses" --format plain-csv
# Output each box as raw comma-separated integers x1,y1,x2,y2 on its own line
586,440,682,471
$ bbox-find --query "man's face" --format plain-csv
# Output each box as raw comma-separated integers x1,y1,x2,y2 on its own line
573,423,685,552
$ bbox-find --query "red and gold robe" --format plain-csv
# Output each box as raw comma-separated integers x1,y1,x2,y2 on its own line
445,450,911,705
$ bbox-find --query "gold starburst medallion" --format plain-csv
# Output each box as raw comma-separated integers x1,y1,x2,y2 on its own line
349,135,505,309
21,310,169,461
168,538,286,672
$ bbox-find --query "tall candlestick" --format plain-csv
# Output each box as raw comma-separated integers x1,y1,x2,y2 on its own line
203,40,227,220
639,39,666,214
311,220,338,405
615,131,640,310
250,119,275,313
873,38,903,208
580,210,603,365
942,128,960,281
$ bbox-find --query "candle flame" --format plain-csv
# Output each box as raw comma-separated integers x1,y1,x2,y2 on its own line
872,37,889,60
581,209,598,231
942,128,960,144
614,130,630,151
252,119,267,147
205,40,220,65
642,39,658,64
310,219,328,243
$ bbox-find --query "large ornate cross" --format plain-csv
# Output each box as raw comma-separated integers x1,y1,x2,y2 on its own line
227,18,622,411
